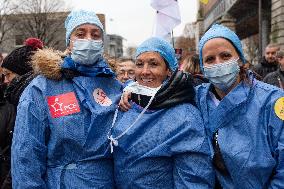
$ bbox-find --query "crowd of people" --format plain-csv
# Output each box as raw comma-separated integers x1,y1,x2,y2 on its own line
0,9,283,189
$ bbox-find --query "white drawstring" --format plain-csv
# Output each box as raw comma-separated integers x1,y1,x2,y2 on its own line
107,87,160,153
108,135,118,153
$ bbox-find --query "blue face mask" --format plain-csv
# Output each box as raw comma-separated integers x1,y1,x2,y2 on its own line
71,39,103,65
203,58,240,91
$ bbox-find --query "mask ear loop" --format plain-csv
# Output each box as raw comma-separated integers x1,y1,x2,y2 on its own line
107,86,161,153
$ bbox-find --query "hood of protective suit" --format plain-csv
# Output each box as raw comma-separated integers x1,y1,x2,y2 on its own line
31,48,64,80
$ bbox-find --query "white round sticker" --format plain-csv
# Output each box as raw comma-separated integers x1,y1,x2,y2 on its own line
93,88,112,106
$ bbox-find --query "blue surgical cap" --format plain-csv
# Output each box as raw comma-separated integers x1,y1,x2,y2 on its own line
65,10,104,46
135,37,178,72
198,24,245,67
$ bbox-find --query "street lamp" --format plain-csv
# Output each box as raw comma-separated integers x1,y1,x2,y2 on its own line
258,0,262,58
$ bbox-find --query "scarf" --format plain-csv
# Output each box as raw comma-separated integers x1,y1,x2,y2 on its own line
61,56,115,78
131,70,196,110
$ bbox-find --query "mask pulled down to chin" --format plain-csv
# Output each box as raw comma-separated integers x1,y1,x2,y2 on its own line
123,81,161,97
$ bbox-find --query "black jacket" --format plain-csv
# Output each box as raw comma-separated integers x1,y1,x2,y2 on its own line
0,84,15,189
263,69,284,89
0,72,34,189
253,57,278,80
191,74,209,87
4,72,35,106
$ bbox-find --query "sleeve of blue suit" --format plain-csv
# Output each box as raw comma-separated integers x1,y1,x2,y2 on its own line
268,98,284,189
174,142,214,188
11,85,48,189
172,114,215,188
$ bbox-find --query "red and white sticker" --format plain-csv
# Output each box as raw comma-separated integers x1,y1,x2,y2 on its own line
47,92,80,118
93,88,112,106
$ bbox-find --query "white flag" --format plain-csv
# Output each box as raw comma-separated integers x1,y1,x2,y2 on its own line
151,0,181,39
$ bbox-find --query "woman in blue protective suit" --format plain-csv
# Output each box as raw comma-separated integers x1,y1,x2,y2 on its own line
11,10,121,188
109,37,214,188
196,24,284,188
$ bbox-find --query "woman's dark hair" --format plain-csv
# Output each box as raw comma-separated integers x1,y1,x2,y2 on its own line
239,60,255,86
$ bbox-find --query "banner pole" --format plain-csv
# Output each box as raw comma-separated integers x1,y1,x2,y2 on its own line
171,30,175,48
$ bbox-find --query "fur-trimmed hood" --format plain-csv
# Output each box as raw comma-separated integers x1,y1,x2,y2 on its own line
31,48,64,80
31,48,115,80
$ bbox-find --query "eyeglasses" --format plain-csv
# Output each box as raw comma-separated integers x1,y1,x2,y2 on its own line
117,70,135,78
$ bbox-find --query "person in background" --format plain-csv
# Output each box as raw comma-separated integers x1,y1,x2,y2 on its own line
116,57,135,83
253,43,280,79
182,54,209,86
112,37,214,188
0,68,15,189
196,24,284,188
0,63,15,189
101,54,119,73
1,38,43,106
0,52,4,86
0,53,3,64
0,37,43,189
263,50,284,89
11,10,121,188
0,52,7,81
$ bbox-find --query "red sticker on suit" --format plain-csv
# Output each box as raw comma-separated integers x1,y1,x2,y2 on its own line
47,92,80,118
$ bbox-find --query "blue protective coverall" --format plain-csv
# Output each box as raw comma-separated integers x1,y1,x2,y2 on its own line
111,102,215,189
11,75,122,188
195,80,284,189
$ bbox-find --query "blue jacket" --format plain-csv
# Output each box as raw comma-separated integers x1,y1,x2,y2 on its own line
195,80,284,189
11,75,122,189
111,102,214,189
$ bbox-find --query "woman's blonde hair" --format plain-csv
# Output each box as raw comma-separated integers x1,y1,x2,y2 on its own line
182,54,201,75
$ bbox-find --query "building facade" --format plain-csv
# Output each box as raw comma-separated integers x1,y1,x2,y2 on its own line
196,0,284,61
104,34,123,58
0,12,105,53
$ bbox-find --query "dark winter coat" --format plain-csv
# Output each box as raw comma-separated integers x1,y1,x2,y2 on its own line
0,85,15,189
192,74,209,87
0,72,34,189
4,72,35,106
253,57,278,80
263,69,284,89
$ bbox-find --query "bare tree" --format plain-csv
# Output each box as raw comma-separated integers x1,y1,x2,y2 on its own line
0,0,19,46
175,36,196,59
16,0,69,48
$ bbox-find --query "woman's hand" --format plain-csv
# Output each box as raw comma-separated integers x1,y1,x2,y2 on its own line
119,91,132,111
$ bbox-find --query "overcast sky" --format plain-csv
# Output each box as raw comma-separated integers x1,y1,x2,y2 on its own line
69,0,198,47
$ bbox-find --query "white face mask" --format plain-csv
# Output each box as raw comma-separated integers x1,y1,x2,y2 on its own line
71,39,103,65
203,58,240,91
123,82,161,97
